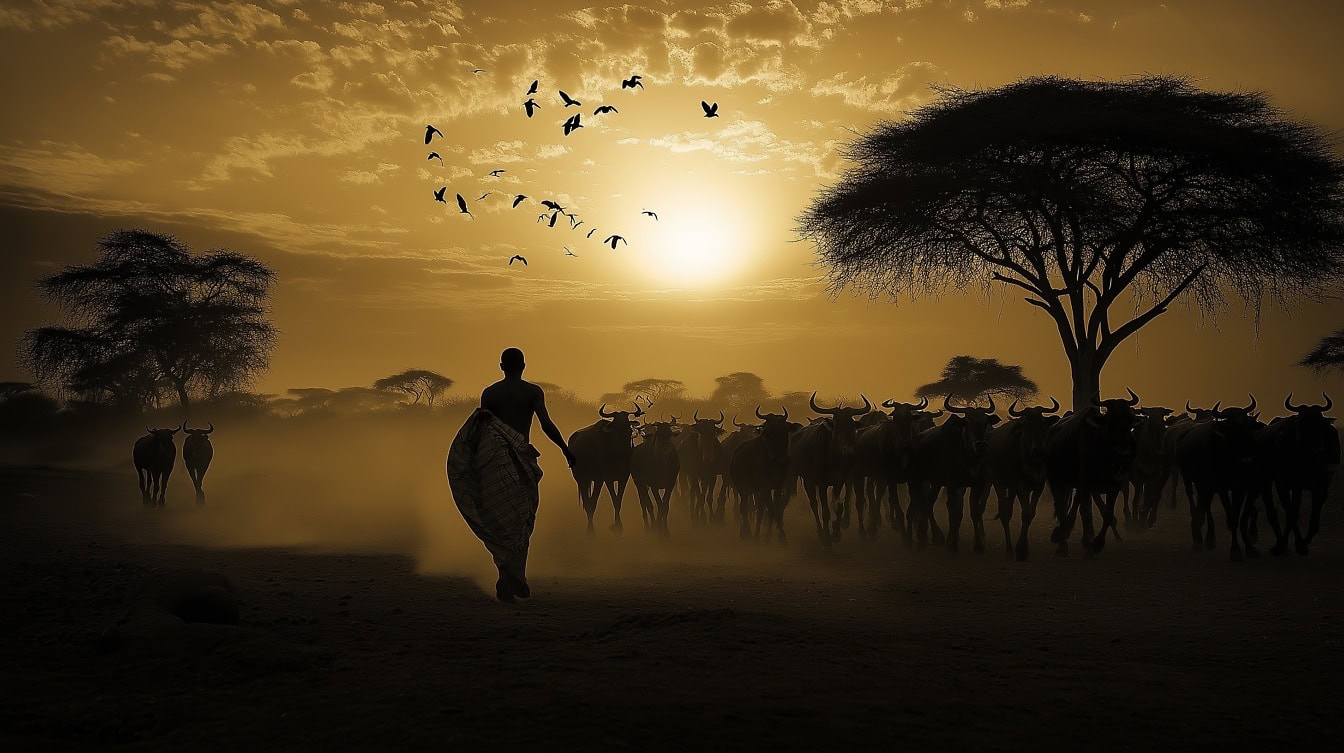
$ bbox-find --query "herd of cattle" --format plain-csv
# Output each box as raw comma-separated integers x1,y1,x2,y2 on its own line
132,422,215,506
566,392,1339,561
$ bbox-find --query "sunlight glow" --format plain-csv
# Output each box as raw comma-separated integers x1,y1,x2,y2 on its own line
632,190,755,287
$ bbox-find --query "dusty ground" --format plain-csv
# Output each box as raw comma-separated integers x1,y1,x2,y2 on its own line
2,463,1341,752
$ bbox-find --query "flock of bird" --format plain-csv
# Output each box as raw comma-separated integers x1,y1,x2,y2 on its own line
422,71,725,267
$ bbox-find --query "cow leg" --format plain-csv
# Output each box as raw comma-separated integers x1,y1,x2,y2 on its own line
1050,483,1079,556
993,486,1014,560
1091,491,1121,554
194,467,207,504
968,482,989,554
580,481,599,535
928,486,946,546
137,468,152,506
1017,489,1040,562
1300,482,1330,555
1186,482,1207,552
607,480,627,533
157,470,170,507
805,483,832,551
635,485,653,529
1222,489,1245,561
944,487,965,554
1169,470,1183,509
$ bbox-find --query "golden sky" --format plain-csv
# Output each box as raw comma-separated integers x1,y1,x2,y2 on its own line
3,0,1344,407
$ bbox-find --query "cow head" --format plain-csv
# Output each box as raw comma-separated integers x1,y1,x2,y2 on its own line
640,420,678,444
1212,395,1262,467
1086,388,1141,482
1185,400,1221,423
944,394,1000,462
598,401,645,442
754,406,792,462
183,421,214,439
1006,397,1060,472
145,423,182,440
810,392,872,461
1285,392,1337,465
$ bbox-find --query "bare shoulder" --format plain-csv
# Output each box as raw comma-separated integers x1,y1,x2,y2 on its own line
522,380,546,403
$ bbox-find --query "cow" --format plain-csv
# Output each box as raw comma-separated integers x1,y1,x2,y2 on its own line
1257,393,1339,555
630,420,681,535
1174,396,1261,560
133,423,181,507
977,397,1061,560
1045,389,1141,556
851,397,931,541
715,417,759,520
568,402,644,534
1163,401,1220,509
787,393,872,550
729,407,793,542
181,421,215,504
676,410,726,524
907,395,999,553
1125,407,1173,530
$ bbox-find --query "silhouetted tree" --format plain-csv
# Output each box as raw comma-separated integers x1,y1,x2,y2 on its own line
20,230,278,413
280,387,403,416
915,355,1038,405
710,372,770,414
620,378,686,403
0,382,36,401
373,369,454,406
799,76,1344,408
1300,329,1344,372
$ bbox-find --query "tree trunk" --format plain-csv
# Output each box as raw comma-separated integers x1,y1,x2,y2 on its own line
1069,350,1104,413
174,381,191,416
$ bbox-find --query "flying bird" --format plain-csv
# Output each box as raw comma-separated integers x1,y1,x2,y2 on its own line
471,67,486,74
621,75,644,90
526,79,539,95
508,255,527,266
428,152,443,163
564,247,576,257
524,98,540,118
548,211,560,228
540,200,566,214
559,90,582,107
641,210,658,221
433,186,447,203
586,228,597,239
701,101,719,118
476,191,493,201
604,234,627,249
455,193,473,218
570,219,584,230
512,194,528,208
536,213,550,223
488,169,505,177
562,113,583,136
593,105,618,115
425,124,443,144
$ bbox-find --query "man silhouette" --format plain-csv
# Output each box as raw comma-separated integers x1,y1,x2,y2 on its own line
448,348,575,603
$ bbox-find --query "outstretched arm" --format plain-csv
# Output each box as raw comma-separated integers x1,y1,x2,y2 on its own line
535,391,576,467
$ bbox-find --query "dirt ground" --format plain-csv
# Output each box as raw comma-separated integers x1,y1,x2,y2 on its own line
2,462,1341,752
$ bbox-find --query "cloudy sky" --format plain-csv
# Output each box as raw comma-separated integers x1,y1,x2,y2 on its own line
3,0,1343,405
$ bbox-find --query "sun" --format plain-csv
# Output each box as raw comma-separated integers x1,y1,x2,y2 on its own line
634,193,755,287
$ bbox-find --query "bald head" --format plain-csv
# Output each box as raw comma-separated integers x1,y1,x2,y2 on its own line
501,347,525,376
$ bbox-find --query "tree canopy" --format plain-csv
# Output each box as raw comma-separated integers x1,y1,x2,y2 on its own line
915,355,1039,405
710,372,770,414
373,369,454,406
799,75,1344,408
1300,329,1344,373
20,230,277,412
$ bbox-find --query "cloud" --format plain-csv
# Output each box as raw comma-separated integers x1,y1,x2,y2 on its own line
809,63,944,111
102,35,233,70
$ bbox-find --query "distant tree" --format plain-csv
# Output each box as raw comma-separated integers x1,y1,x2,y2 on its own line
0,382,36,401
1300,329,1344,372
282,386,404,415
710,372,770,414
620,378,686,404
20,230,278,413
373,369,454,406
777,390,813,418
799,76,1344,409
0,389,60,433
915,355,1039,405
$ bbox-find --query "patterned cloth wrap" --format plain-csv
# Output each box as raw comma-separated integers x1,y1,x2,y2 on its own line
446,408,544,576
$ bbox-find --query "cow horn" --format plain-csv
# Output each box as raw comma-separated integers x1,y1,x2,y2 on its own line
755,405,766,420
781,406,788,420
857,395,871,414
1008,400,1023,418
1186,400,1194,414
1324,393,1334,412
693,408,700,422
145,426,153,435
1244,394,1256,414
925,409,944,418
173,422,183,435
631,401,644,418
1125,388,1139,406
599,403,614,418
809,391,831,414
1045,396,1060,414
1212,401,1221,412
881,398,896,409
715,410,724,426
916,396,929,410
670,415,679,424
1285,393,1301,412
985,394,996,414
943,394,967,415
206,421,214,434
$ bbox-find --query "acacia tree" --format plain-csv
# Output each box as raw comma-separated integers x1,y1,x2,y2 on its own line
710,372,770,414
373,369,454,406
1300,329,1344,372
915,355,1038,405
799,76,1344,408
21,230,277,412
